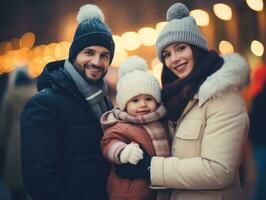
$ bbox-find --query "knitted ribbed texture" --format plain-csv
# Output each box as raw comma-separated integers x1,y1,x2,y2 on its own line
116,56,161,110
68,4,115,63
156,3,208,62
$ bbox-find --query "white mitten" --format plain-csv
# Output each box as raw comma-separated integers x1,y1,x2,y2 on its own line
120,143,143,165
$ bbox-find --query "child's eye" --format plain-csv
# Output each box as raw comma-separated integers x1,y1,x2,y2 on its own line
146,97,152,101
132,99,139,103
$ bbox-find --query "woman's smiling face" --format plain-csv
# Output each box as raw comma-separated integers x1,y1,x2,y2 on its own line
162,43,194,79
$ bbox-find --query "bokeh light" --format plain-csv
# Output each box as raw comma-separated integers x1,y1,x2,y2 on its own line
190,9,209,26
251,40,264,57
213,4,232,20
219,40,234,54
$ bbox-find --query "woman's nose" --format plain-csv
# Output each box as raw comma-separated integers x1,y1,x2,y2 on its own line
171,52,181,63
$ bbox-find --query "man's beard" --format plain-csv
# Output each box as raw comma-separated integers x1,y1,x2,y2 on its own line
73,62,107,83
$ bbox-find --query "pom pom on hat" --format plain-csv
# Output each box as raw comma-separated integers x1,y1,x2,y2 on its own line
77,4,105,23
119,56,148,79
166,3,189,21
116,56,161,110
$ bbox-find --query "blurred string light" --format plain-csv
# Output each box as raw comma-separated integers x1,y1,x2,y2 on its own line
54,41,71,60
190,9,209,26
219,40,234,54
19,32,35,49
0,3,264,77
151,58,163,84
0,55,12,73
112,47,128,68
0,41,12,54
251,40,264,56
156,22,167,34
10,38,20,50
138,27,157,46
213,3,232,20
112,35,128,68
121,31,141,51
28,57,46,78
32,45,45,58
246,0,264,11
43,43,57,59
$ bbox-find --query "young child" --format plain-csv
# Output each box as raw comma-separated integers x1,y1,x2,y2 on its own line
101,56,171,200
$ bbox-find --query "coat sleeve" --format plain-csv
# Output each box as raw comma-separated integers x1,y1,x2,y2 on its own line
20,93,67,200
151,92,249,190
101,125,129,164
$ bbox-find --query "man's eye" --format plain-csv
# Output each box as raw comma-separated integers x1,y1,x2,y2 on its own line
101,54,110,60
86,50,94,55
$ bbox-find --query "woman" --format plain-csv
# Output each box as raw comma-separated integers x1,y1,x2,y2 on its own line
116,3,250,200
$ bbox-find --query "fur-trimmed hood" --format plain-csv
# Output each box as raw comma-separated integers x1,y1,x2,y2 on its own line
197,53,250,106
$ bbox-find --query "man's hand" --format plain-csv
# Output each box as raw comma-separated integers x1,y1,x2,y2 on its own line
116,145,151,179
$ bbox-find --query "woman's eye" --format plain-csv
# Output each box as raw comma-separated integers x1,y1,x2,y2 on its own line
163,53,170,59
177,45,186,51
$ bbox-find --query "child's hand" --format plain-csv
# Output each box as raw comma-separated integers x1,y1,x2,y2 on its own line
120,143,143,165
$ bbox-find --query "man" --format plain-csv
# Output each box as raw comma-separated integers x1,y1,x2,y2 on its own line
20,4,115,200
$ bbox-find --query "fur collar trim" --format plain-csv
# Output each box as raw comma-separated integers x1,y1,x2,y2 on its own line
197,53,250,106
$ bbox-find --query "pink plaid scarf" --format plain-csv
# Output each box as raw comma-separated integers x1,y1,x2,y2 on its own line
113,105,171,157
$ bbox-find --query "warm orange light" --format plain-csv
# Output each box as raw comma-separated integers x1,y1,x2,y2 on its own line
151,57,163,84
0,41,12,53
32,45,46,58
246,0,263,11
113,35,124,49
55,41,71,60
190,9,209,26
219,40,234,54
10,38,20,50
112,48,128,68
43,43,57,59
121,32,141,51
138,27,157,46
20,32,36,49
59,14,76,42
213,4,232,21
156,22,167,34
251,40,264,56
28,58,45,78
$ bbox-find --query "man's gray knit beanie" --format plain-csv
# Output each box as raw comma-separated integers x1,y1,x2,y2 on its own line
156,3,208,62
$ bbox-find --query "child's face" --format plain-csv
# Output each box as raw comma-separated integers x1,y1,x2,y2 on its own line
125,94,158,117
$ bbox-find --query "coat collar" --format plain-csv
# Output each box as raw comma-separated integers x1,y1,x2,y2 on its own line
194,53,250,106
